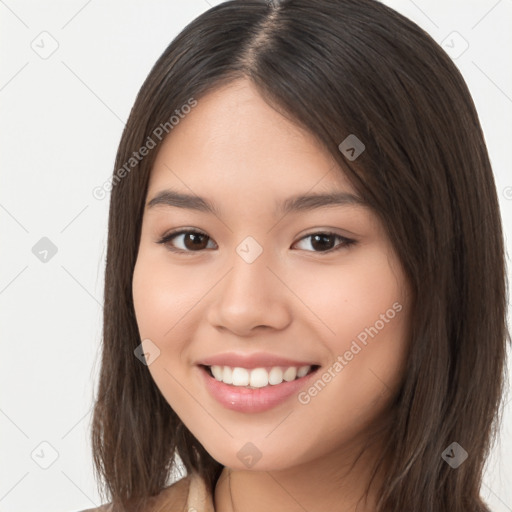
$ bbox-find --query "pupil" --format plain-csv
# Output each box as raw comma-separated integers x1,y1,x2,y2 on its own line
311,234,334,251
185,233,207,250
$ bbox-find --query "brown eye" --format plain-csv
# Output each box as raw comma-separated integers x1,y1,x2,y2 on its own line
310,233,336,251
157,229,216,253
293,232,356,253
157,229,355,255
181,232,210,250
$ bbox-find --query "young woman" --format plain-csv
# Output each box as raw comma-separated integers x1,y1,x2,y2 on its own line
85,1,509,511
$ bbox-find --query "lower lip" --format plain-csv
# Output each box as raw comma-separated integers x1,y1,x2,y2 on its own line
198,365,320,413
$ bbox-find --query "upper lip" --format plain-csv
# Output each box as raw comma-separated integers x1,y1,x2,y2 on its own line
197,352,319,369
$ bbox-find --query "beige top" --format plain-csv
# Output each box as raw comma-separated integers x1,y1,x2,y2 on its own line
80,471,215,512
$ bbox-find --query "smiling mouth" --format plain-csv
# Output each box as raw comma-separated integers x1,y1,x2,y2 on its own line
200,363,321,389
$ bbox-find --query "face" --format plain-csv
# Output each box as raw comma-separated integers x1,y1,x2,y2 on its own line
132,78,411,471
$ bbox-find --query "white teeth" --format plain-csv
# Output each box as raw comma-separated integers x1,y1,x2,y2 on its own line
297,366,310,378
283,367,297,381
223,366,233,384
231,367,249,386
249,368,268,388
209,365,313,387
268,367,283,385
210,365,223,381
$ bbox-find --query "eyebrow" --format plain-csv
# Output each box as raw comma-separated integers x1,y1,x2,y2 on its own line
146,188,369,216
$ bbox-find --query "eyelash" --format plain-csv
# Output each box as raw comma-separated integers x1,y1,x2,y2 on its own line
156,228,357,255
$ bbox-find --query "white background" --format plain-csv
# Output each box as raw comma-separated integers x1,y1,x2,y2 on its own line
1,0,511,511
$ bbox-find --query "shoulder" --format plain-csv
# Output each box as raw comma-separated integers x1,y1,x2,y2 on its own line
76,473,196,512
148,472,194,511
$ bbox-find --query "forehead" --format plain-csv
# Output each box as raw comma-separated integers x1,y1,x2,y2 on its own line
148,78,357,199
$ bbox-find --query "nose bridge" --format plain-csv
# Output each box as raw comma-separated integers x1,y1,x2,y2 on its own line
226,234,272,299
235,234,266,267
207,234,291,333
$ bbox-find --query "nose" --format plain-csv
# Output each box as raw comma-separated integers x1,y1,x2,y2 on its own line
206,245,292,336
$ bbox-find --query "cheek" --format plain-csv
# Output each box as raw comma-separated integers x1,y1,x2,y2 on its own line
131,250,193,387
293,249,409,414
132,250,201,410
293,248,406,344
132,254,174,340
132,247,206,341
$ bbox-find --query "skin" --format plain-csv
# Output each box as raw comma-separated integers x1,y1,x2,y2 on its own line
132,78,412,512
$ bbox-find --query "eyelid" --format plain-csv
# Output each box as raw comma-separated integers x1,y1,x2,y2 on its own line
156,228,357,254
291,231,356,253
157,228,216,254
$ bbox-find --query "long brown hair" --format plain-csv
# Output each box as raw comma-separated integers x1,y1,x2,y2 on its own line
90,1,509,510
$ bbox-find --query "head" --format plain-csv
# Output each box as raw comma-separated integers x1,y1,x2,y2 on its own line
91,1,508,511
